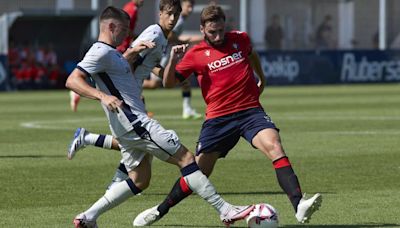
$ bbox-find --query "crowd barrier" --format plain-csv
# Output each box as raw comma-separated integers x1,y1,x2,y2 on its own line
1,50,400,91
258,50,400,85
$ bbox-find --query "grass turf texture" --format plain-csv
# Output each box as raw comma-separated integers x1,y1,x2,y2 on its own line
0,84,399,228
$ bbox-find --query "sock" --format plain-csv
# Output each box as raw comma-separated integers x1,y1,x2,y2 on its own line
273,156,302,211
182,91,191,112
157,177,193,217
84,179,141,220
84,133,113,149
181,162,230,215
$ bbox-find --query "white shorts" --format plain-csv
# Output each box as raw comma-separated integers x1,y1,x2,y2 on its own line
117,118,181,172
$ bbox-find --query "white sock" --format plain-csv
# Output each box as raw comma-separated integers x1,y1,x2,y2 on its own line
182,97,191,112
183,170,231,214
84,180,134,220
84,133,113,149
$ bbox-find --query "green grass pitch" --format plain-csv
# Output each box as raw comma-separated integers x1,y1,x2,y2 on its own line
1,84,399,227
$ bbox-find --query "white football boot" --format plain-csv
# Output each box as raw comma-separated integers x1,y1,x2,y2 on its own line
68,128,87,160
220,205,255,227
73,213,98,228
182,107,202,120
295,193,322,223
133,205,161,226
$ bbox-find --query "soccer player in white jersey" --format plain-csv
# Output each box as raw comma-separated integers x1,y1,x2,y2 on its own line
67,0,199,188
143,0,202,119
66,4,253,228
68,0,198,190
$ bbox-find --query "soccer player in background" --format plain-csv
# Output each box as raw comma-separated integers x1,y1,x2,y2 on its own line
66,3,254,227
69,0,144,112
133,3,322,225
117,0,144,53
142,0,203,119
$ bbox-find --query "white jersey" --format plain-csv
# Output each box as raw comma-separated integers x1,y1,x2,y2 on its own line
77,41,148,138
159,16,186,67
130,24,168,87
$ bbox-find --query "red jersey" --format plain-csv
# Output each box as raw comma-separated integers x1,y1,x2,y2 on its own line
117,1,139,53
176,31,261,119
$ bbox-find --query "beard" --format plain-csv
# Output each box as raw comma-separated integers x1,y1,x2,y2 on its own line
204,35,224,47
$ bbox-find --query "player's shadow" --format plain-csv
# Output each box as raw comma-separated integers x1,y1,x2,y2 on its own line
0,155,65,159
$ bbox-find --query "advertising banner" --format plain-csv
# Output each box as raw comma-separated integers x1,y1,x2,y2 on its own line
258,50,400,85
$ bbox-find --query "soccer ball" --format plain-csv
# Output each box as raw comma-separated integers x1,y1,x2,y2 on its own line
246,203,279,228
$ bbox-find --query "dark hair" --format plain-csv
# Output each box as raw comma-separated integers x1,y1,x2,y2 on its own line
159,0,182,13
200,4,225,26
182,0,195,4
100,6,130,22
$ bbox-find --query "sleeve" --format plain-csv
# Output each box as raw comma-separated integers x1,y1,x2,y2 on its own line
130,27,158,58
77,50,107,76
175,51,195,82
172,17,184,35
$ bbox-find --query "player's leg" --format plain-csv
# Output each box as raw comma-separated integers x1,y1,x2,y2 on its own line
134,145,253,226
134,117,248,226
181,80,202,119
243,108,322,223
68,128,119,160
69,90,80,112
73,152,151,227
142,73,162,89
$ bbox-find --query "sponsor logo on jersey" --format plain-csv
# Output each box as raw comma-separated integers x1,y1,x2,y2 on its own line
205,50,210,57
207,51,243,71
233,43,239,50
168,139,176,146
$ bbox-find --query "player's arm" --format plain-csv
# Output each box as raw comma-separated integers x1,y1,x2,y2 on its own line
163,44,189,88
123,41,155,65
151,65,164,78
249,50,266,94
65,69,122,112
179,33,203,44
168,31,186,45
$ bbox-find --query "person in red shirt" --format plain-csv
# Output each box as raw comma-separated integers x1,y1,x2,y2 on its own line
133,4,322,225
117,0,144,53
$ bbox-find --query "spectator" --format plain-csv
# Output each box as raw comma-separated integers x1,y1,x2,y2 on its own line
315,14,336,49
264,14,284,50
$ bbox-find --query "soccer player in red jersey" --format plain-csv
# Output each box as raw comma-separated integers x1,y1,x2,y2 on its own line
117,0,144,53
134,4,322,225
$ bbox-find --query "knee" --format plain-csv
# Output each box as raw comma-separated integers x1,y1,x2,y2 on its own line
260,139,286,160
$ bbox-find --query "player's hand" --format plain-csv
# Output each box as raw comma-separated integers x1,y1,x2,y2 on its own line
128,41,156,54
170,44,189,62
101,95,123,113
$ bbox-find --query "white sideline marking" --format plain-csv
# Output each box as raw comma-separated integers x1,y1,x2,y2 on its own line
19,115,200,130
20,115,400,135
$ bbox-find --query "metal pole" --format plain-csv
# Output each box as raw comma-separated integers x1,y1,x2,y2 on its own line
379,0,386,50
240,0,247,32
91,0,99,40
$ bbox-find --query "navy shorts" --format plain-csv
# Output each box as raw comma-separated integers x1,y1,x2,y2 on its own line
195,107,278,158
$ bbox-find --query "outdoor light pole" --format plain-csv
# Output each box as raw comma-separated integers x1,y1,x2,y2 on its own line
379,0,386,50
